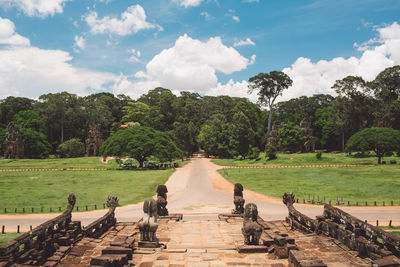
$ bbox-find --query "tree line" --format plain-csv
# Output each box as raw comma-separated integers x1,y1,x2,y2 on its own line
0,65,399,159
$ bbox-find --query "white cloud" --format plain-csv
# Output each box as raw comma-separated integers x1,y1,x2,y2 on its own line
132,34,253,93
0,46,124,98
128,48,141,63
173,0,203,8
73,35,85,50
0,17,30,46
85,5,157,36
234,38,255,47
232,15,240,22
0,0,68,17
281,21,400,101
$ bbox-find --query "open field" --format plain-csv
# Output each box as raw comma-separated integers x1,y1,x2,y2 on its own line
0,157,119,170
0,233,23,246
212,152,399,167
0,169,173,214
219,165,400,205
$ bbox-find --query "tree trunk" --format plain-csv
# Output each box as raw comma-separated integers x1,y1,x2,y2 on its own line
378,155,382,164
341,131,345,152
387,95,392,126
265,105,273,150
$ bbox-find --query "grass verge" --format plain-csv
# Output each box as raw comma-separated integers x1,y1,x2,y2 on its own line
219,165,400,205
0,233,23,246
0,169,173,214
212,152,399,167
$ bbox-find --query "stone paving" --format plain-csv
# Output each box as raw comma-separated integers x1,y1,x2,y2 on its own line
54,215,374,267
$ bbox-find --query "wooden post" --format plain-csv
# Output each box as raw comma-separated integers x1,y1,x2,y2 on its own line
374,201,377,206
391,200,393,206
376,220,379,227
50,207,52,212
76,206,79,211
94,204,97,210
59,207,61,212
347,201,350,206
389,220,392,227
365,201,368,206
356,201,358,206
17,225,20,233
41,207,43,212
14,208,17,213
31,207,34,213
22,207,25,213
4,208,6,213
30,225,32,231
2,225,4,234
85,205,88,211
103,203,106,209
383,201,385,206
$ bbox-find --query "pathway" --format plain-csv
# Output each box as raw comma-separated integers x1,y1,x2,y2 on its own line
1,156,399,231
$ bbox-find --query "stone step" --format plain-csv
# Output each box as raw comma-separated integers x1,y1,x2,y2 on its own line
90,254,129,267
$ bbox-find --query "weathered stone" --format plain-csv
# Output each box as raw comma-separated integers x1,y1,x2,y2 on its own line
102,246,132,259
242,203,263,245
90,254,128,266
85,124,103,156
372,256,400,267
236,245,268,253
3,122,24,159
299,259,327,267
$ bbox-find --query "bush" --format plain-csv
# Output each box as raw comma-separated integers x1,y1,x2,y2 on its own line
247,146,260,160
57,138,85,158
266,146,277,160
316,151,322,160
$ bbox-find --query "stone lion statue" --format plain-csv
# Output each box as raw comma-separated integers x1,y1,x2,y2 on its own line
138,198,158,242
282,192,295,207
242,203,263,245
156,185,168,216
232,183,245,214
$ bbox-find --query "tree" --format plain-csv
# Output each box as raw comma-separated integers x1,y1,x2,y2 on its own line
197,114,233,158
278,122,304,152
345,127,400,164
248,71,292,149
314,107,340,151
121,101,150,125
229,111,254,158
370,66,400,126
11,110,51,158
0,96,34,128
57,138,85,158
100,126,182,167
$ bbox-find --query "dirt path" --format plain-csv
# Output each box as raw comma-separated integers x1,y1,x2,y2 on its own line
1,156,399,232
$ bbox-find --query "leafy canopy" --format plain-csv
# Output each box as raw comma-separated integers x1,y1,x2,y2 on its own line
100,126,182,167
345,127,400,164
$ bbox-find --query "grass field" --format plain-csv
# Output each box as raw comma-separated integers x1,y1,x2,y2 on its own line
212,152,399,167
0,169,173,214
0,233,23,246
0,157,120,169
219,165,400,205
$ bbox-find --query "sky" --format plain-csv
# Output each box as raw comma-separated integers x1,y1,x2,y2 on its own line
0,0,399,103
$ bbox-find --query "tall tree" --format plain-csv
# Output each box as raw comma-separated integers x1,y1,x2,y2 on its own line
248,71,292,149
370,65,400,126
0,96,34,128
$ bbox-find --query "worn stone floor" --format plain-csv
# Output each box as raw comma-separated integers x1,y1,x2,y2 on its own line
55,215,373,267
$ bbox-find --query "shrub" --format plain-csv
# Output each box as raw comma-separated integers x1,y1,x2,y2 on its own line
266,146,277,160
247,146,260,160
57,138,85,158
316,151,322,160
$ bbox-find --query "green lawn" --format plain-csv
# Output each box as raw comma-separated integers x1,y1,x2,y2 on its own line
212,152,399,167
0,233,23,246
0,157,119,169
219,165,400,205
0,169,173,213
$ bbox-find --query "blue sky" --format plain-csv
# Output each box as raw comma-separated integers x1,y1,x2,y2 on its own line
0,0,399,102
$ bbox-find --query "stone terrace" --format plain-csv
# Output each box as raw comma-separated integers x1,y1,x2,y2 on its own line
54,215,372,267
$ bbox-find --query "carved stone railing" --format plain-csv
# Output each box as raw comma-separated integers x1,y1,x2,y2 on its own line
319,204,400,259
0,193,80,265
84,195,119,238
282,192,317,233
283,192,400,261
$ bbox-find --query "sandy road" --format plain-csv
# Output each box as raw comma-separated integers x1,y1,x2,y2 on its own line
1,156,399,231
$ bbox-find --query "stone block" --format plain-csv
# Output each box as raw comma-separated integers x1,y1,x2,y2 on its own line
90,254,128,267
299,259,327,267
236,245,268,253
43,261,58,267
372,256,400,267
102,246,132,259
274,245,288,259
262,238,274,246
289,250,306,266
